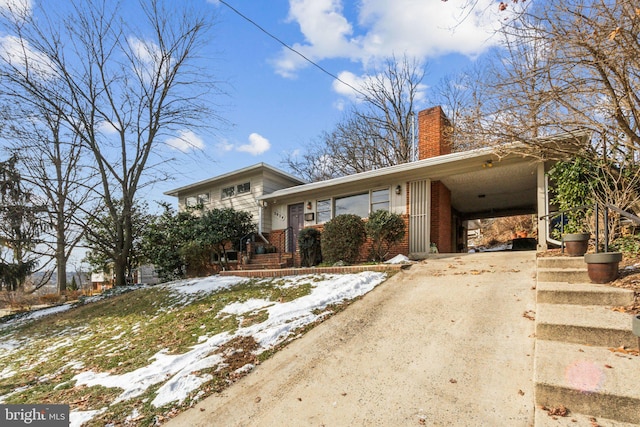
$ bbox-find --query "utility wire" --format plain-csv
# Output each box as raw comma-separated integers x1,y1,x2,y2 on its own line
218,0,368,99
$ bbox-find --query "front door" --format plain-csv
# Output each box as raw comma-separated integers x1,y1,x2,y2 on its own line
288,203,305,252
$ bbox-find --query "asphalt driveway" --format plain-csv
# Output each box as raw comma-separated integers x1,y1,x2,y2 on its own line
168,252,537,426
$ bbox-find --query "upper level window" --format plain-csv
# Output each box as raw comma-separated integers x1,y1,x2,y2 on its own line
198,193,210,205
237,182,251,194
222,186,235,199
371,189,389,212
185,196,198,207
334,192,369,218
316,199,331,223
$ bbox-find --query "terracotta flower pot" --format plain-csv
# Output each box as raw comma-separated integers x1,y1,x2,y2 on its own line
584,252,622,284
563,233,590,256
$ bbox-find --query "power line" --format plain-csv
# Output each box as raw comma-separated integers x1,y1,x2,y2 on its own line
218,0,368,99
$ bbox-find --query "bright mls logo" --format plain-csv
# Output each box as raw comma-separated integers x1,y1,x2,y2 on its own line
1,405,69,426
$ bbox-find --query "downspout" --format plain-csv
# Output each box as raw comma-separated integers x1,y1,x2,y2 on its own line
544,173,561,247
257,201,269,244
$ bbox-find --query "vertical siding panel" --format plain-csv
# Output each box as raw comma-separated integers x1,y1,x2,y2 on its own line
409,180,430,253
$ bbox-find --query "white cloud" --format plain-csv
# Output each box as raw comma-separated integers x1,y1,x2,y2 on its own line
127,36,170,83
332,69,428,105
0,35,57,80
0,0,32,20
97,121,119,135
216,138,234,152
274,0,500,77
237,133,271,156
166,130,205,152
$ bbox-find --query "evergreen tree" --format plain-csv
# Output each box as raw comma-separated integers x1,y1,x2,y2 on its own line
0,155,46,291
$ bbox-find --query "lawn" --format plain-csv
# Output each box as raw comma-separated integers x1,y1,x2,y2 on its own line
0,271,388,426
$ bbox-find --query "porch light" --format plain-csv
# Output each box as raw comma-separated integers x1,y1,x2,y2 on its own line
306,201,313,210
395,185,402,195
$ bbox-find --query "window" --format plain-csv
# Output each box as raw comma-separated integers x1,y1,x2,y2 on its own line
221,186,235,199
197,193,210,205
237,182,251,194
371,189,389,212
316,199,331,223
185,196,198,207
334,193,369,218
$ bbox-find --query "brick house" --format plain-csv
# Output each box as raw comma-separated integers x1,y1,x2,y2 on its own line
166,106,584,269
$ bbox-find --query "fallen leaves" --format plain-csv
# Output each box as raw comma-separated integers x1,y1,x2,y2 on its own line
608,346,640,356
449,378,457,384
540,404,569,417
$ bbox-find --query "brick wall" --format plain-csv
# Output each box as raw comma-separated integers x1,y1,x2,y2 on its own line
418,106,452,160
431,181,452,253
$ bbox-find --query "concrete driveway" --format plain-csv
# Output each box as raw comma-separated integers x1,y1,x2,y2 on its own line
168,252,537,426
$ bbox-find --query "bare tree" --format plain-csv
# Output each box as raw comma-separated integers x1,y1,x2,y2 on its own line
4,102,95,293
446,0,640,229
283,55,426,180
0,0,221,287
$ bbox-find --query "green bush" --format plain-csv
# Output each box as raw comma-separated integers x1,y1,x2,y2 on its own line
611,235,640,256
298,227,322,267
321,214,365,264
365,210,406,261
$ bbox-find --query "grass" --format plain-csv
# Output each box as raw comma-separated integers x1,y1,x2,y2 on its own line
0,273,380,426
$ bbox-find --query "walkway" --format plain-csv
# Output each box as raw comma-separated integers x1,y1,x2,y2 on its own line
168,252,537,426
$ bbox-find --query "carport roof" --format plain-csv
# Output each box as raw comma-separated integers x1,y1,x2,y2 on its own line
258,145,541,218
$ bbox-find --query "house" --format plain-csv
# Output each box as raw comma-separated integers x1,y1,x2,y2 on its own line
166,106,583,268
164,162,306,269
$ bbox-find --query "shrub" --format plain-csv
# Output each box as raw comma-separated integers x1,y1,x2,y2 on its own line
365,210,406,261
321,214,366,264
298,227,322,267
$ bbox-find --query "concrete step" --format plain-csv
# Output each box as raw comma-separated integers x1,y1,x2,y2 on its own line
536,304,638,348
537,282,635,306
534,340,640,425
535,406,640,426
537,267,589,284
537,256,587,269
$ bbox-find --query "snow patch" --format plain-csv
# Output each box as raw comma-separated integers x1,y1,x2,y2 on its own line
70,271,387,414
385,254,412,264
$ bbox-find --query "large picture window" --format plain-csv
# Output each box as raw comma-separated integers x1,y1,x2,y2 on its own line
334,193,369,218
319,188,390,222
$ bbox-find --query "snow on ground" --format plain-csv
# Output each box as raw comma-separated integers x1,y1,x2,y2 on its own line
72,271,387,411
385,254,413,264
0,304,73,331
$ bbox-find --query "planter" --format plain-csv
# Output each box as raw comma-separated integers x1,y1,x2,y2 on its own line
562,233,590,256
584,252,622,284
255,245,266,255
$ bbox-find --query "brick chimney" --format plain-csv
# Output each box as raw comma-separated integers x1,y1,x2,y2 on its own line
418,106,451,160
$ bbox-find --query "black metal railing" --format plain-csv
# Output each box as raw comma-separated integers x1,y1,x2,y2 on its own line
279,226,293,265
239,231,256,255
540,202,640,253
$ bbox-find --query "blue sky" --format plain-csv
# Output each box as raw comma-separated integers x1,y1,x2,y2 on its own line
154,0,506,205
0,0,508,207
